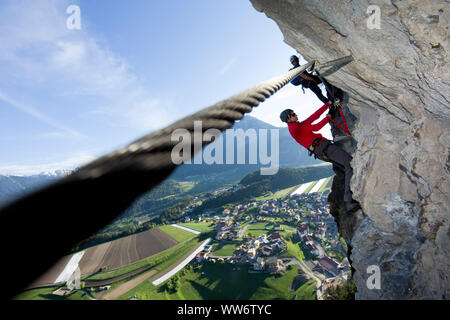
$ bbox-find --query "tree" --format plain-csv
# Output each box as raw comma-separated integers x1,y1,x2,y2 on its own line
339,237,348,252
324,279,357,300
165,276,180,293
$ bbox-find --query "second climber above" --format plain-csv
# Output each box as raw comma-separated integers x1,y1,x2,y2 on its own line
289,55,330,105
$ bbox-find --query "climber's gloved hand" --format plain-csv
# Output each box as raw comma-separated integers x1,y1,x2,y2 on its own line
328,103,338,118
333,99,342,107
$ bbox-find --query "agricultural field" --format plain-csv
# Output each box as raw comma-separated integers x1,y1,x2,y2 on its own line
122,262,316,300
84,236,202,282
158,225,198,242
255,185,296,201
18,237,204,300
254,175,333,201
288,175,334,196
31,227,181,287
80,227,179,273
14,285,92,301
28,255,75,288
303,180,318,194
179,222,214,233
318,176,333,193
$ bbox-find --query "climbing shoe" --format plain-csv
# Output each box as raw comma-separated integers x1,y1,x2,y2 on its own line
333,134,351,142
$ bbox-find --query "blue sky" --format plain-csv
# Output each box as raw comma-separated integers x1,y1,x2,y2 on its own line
0,0,331,175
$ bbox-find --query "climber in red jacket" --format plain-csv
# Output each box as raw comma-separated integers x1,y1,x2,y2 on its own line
280,103,360,213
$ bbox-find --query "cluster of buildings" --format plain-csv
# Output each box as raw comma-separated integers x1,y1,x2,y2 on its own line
177,186,349,280
195,244,213,263
296,224,322,257
295,219,349,279
305,257,350,279
222,203,248,217
214,219,247,241
258,200,281,215
229,233,287,272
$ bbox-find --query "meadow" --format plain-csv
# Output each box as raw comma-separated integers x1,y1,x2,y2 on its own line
120,262,316,300
158,225,198,242
179,222,214,233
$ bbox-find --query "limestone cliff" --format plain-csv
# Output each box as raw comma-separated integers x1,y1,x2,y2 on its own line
250,0,449,299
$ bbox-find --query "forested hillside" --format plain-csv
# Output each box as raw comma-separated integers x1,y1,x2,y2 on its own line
193,165,333,212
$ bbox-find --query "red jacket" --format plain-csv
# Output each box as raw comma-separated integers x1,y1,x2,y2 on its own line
287,103,330,149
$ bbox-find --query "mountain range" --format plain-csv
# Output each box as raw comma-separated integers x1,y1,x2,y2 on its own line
0,116,319,207
0,170,70,207
169,115,320,181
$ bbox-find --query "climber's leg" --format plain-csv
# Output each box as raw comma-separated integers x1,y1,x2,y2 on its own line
307,82,330,104
322,78,344,102
332,163,345,175
322,144,353,203
312,141,359,212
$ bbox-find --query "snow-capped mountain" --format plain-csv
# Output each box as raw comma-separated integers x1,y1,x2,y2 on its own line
0,170,71,207
37,169,72,177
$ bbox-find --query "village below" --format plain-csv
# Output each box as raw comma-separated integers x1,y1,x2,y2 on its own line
185,186,351,300
16,173,354,300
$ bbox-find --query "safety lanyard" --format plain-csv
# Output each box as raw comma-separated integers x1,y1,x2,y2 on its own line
328,106,351,136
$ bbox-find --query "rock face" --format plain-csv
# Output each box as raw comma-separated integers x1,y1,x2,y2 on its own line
250,0,449,299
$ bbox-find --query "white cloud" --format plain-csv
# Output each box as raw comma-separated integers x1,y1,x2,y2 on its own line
51,40,86,68
0,0,170,133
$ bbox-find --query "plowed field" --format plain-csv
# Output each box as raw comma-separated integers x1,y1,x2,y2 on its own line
79,228,178,273
31,227,180,287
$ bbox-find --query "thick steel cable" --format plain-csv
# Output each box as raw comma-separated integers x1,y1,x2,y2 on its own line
313,55,354,78
1,61,316,299
313,55,353,73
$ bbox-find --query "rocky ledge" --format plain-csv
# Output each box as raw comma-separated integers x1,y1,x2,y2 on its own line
250,0,449,299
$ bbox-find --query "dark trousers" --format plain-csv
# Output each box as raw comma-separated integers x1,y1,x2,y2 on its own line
321,78,344,102
302,80,329,104
314,140,353,202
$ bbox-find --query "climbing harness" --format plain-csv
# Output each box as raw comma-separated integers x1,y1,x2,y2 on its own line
308,137,330,161
0,55,353,299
